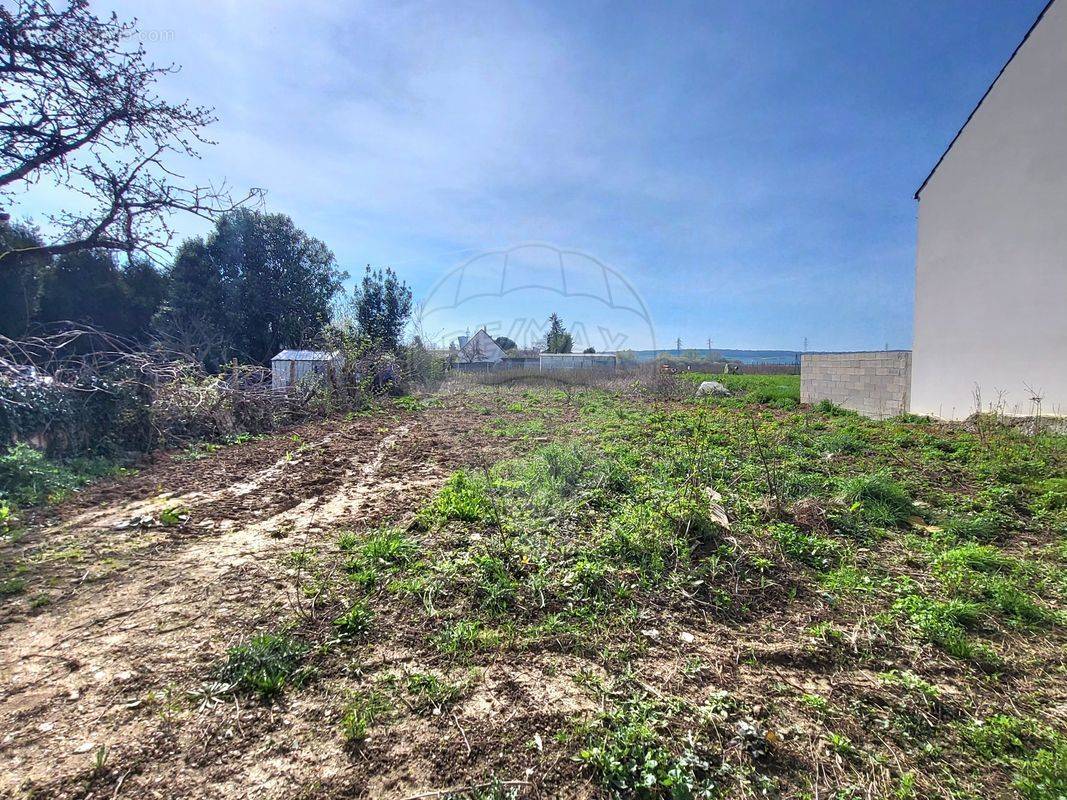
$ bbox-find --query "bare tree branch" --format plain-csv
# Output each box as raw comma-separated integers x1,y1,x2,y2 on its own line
0,0,262,267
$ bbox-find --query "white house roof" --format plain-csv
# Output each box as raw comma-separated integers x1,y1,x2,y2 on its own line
915,0,1057,199
271,349,338,361
458,330,505,362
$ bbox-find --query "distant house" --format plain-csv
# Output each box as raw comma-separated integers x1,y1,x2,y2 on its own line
271,349,341,390
455,329,505,365
911,0,1066,418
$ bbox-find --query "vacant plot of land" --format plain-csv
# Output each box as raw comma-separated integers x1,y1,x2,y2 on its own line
1,379,1064,799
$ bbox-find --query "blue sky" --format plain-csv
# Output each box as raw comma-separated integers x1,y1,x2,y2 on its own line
23,1,1051,351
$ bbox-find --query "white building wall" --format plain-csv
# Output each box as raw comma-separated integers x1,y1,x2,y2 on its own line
912,0,1067,419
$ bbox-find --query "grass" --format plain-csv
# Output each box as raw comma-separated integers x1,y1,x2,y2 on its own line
416,471,495,526
403,672,466,714
191,378,1065,798
333,600,374,638
836,472,913,527
679,372,800,401
577,692,718,798
0,443,126,507
215,632,311,699
340,689,392,742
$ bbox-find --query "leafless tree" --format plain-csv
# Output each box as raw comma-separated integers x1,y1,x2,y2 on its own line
0,0,260,266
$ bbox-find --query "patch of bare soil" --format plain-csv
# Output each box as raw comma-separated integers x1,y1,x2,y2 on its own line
0,401,529,799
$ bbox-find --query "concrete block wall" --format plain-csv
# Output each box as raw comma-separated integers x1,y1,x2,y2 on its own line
801,351,912,420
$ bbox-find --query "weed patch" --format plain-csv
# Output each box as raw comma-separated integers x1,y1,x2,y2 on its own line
215,632,311,699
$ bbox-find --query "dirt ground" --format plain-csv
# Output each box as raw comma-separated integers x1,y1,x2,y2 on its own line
0,400,548,799
3,388,1064,800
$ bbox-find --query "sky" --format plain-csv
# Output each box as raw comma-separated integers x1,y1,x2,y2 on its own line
16,0,1052,352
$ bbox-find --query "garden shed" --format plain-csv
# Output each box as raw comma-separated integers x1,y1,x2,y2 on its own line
270,349,342,390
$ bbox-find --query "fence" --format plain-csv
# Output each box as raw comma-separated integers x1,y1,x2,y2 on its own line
801,351,911,420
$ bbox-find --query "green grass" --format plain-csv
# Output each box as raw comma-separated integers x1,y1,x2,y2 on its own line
891,594,994,664
577,692,721,799
0,443,125,507
404,672,465,714
1014,741,1067,800
215,632,311,699
836,472,913,527
340,689,392,742
199,380,1066,798
333,600,374,638
680,373,800,407
343,527,419,588
416,471,495,526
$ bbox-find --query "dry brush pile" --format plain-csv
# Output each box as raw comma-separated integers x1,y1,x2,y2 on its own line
0,326,390,459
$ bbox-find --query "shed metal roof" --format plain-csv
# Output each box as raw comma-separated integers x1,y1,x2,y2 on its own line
271,349,338,361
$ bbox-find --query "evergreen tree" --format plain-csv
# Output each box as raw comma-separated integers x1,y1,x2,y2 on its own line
0,222,48,338
38,249,129,336
159,209,346,367
543,313,573,354
348,266,413,351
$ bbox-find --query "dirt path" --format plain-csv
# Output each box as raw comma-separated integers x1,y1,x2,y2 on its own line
0,406,499,799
